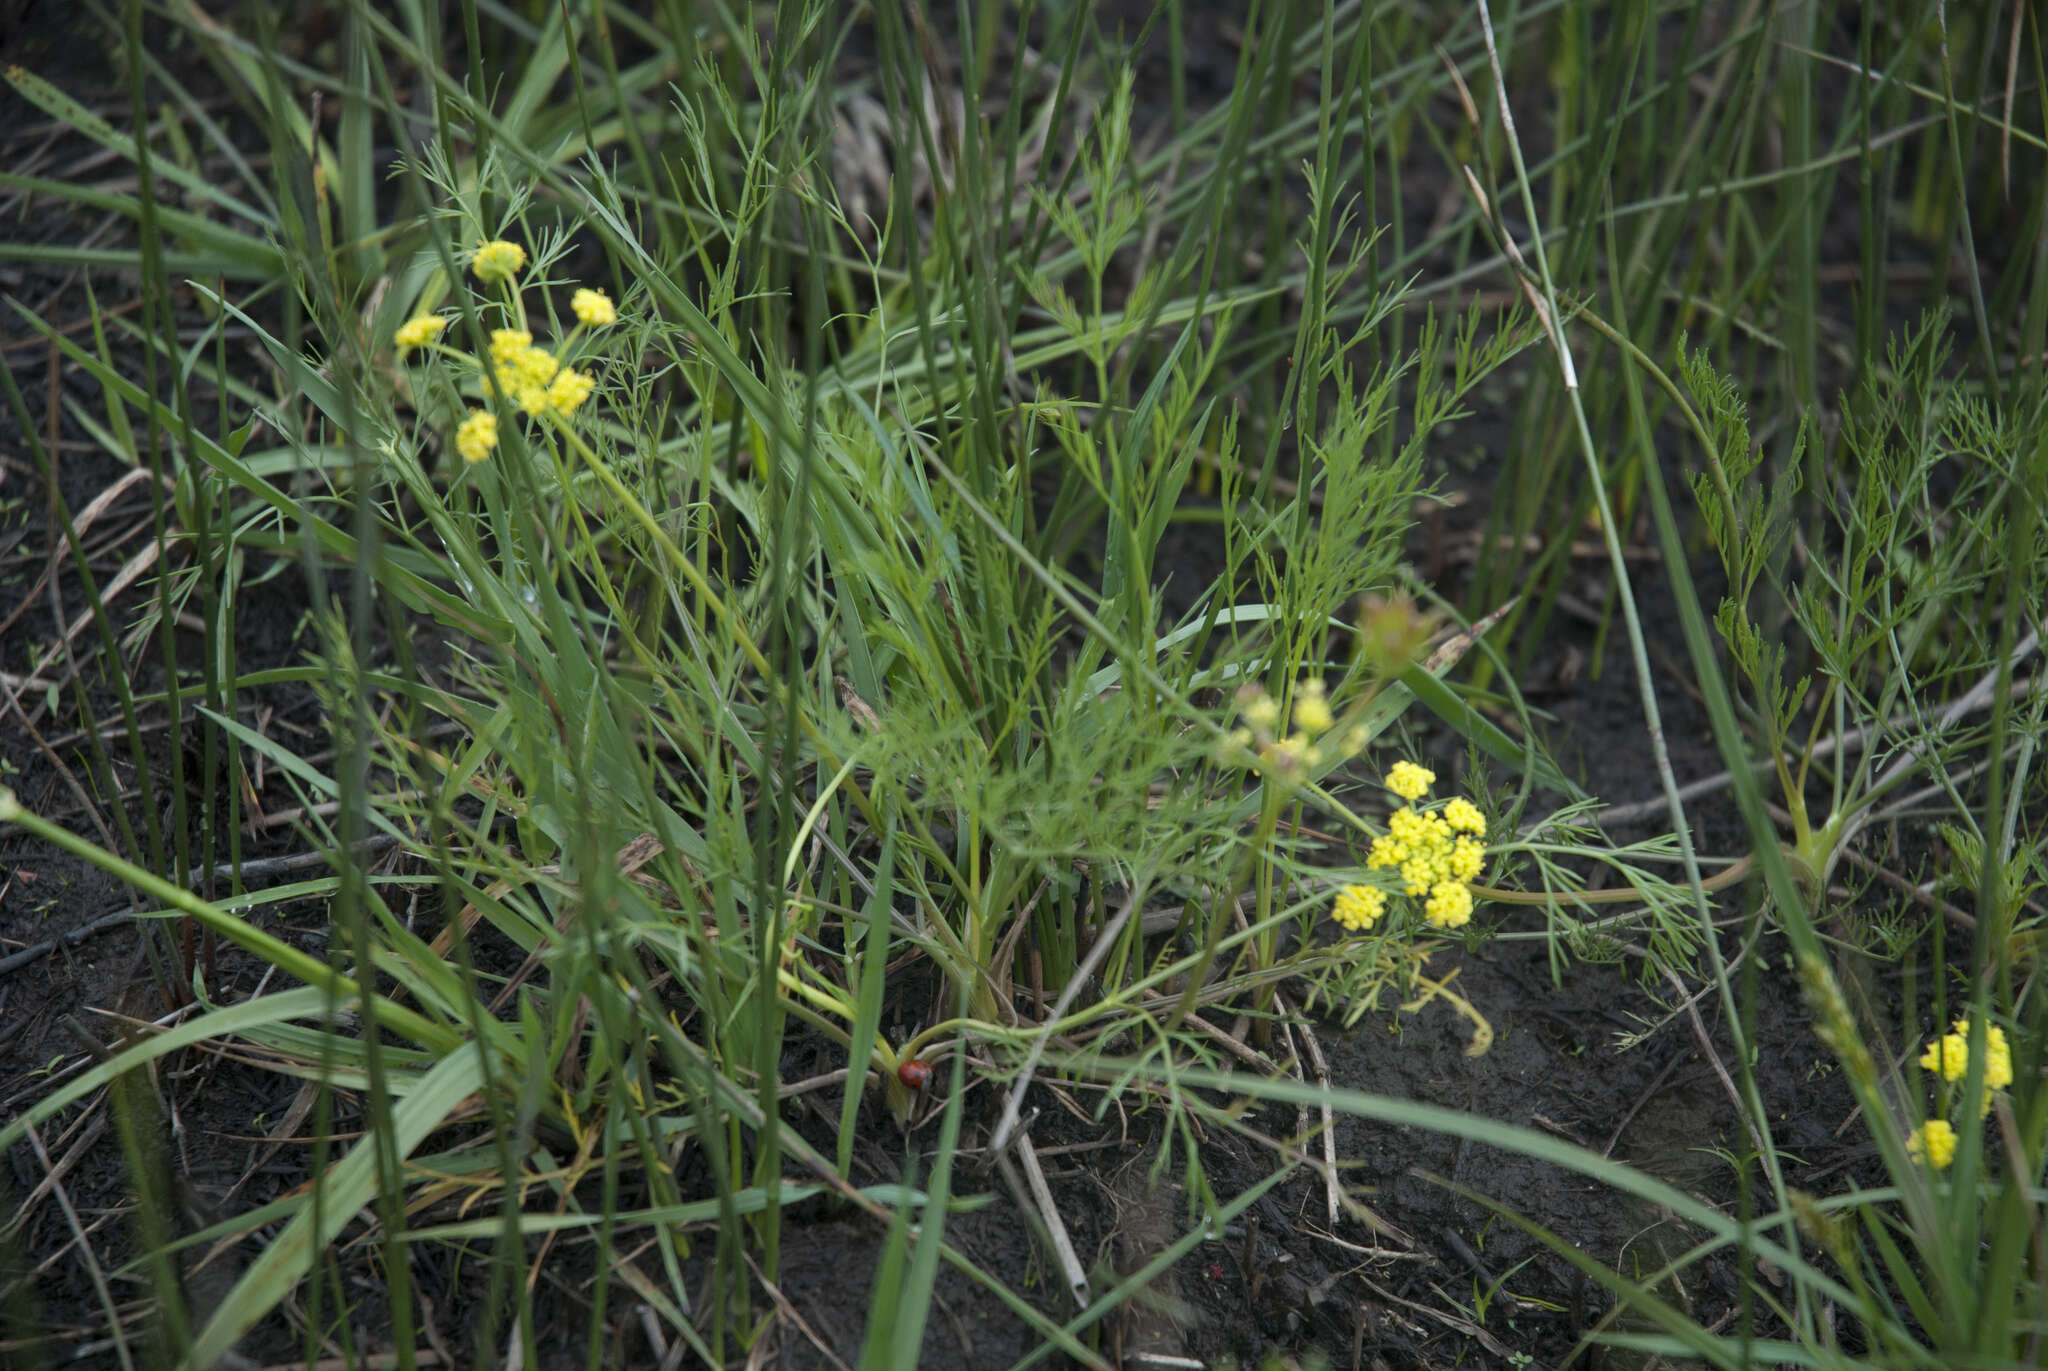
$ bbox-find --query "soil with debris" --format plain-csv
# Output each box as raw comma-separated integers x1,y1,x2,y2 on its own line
0,7,1949,1371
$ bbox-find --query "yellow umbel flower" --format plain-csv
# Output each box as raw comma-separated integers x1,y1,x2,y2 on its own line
1370,807,1427,869
1293,678,1333,734
1920,1018,2012,1114
1907,1118,1957,1170
471,239,528,285
1332,884,1387,933
1920,1019,2014,1091
1400,848,1447,896
516,350,559,389
1364,787,1488,931
1443,796,1486,836
393,314,447,351
572,287,617,326
1984,1026,2014,1091
1921,1030,1966,1081
488,328,534,361
1385,761,1435,801
487,338,560,414
1424,882,1474,929
455,410,499,464
545,367,595,415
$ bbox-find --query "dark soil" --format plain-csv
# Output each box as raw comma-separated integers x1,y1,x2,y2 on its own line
0,7,1963,1371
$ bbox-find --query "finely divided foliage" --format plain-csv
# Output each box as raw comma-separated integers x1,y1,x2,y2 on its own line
0,2,2042,1368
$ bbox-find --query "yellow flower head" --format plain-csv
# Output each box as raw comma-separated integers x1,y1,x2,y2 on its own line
1984,1025,2015,1092
1907,1118,1957,1170
1386,807,1434,844
1364,795,1486,931
1332,884,1387,933
472,239,528,285
394,314,447,351
1371,807,1424,868
1293,679,1333,734
1921,1033,1964,1081
455,409,499,465
489,328,535,361
1443,796,1486,836
572,287,617,326
1385,761,1435,801
1424,881,1474,929
1921,1019,2014,1093
520,350,561,387
546,366,595,415
492,340,560,413
1399,853,1440,896
1448,835,1486,882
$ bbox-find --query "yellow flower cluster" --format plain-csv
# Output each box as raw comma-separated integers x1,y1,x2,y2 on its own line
471,238,527,285
1332,884,1387,932
1907,1118,1957,1170
394,313,447,351
388,239,610,465
572,287,617,326
483,329,591,416
1920,1017,2013,1114
1385,760,1433,800
1362,764,1486,930
1921,1018,2013,1087
456,410,498,465
1425,882,1475,927
1226,678,1366,783
547,367,595,413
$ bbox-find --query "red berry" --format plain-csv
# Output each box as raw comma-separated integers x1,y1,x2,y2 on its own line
897,1059,931,1089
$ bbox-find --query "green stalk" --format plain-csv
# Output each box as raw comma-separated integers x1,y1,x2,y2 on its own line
0,789,459,1052
1477,0,1808,1343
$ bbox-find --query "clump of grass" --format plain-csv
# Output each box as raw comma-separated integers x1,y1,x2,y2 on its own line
1,1,1560,1360
0,1,2043,1366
